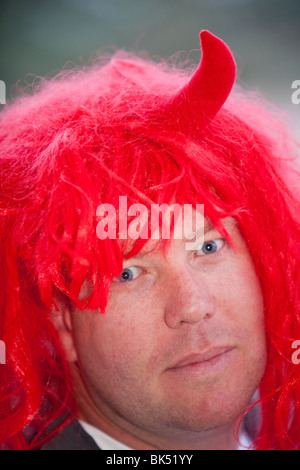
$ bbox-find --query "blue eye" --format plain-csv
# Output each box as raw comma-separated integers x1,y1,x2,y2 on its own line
118,267,142,282
196,239,225,256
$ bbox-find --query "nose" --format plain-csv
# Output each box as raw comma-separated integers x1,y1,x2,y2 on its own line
163,265,216,329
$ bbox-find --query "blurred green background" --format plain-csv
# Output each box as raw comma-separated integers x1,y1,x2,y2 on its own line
0,0,299,129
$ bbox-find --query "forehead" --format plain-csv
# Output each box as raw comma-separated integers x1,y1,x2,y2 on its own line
117,204,202,255
119,209,238,261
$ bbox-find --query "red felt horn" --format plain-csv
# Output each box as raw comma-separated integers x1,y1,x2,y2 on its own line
163,30,236,130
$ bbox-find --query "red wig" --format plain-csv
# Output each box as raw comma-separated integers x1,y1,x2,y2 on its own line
1,31,300,450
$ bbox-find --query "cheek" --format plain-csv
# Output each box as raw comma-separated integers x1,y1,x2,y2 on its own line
74,303,156,380
236,263,264,326
215,251,264,320
216,256,267,363
103,285,163,353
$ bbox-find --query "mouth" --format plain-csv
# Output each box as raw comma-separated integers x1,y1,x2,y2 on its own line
167,346,235,377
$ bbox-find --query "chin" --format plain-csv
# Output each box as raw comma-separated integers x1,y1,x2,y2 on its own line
161,369,264,433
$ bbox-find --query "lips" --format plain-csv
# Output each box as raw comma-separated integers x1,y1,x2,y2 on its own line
168,346,234,370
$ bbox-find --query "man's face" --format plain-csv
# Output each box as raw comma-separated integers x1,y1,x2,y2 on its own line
70,214,267,446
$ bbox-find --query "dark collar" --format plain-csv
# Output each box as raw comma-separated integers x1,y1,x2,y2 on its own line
41,420,101,450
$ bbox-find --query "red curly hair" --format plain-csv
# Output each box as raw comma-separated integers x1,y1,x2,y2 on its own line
1,31,300,450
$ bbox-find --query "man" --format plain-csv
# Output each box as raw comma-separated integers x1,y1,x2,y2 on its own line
0,31,300,450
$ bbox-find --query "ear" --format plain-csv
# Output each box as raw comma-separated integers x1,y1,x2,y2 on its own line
51,296,78,363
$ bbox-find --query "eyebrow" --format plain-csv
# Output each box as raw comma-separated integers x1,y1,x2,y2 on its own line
181,219,215,243
124,219,216,260
204,220,214,235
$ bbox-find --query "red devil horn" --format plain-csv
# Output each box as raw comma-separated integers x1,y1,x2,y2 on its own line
163,31,236,130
